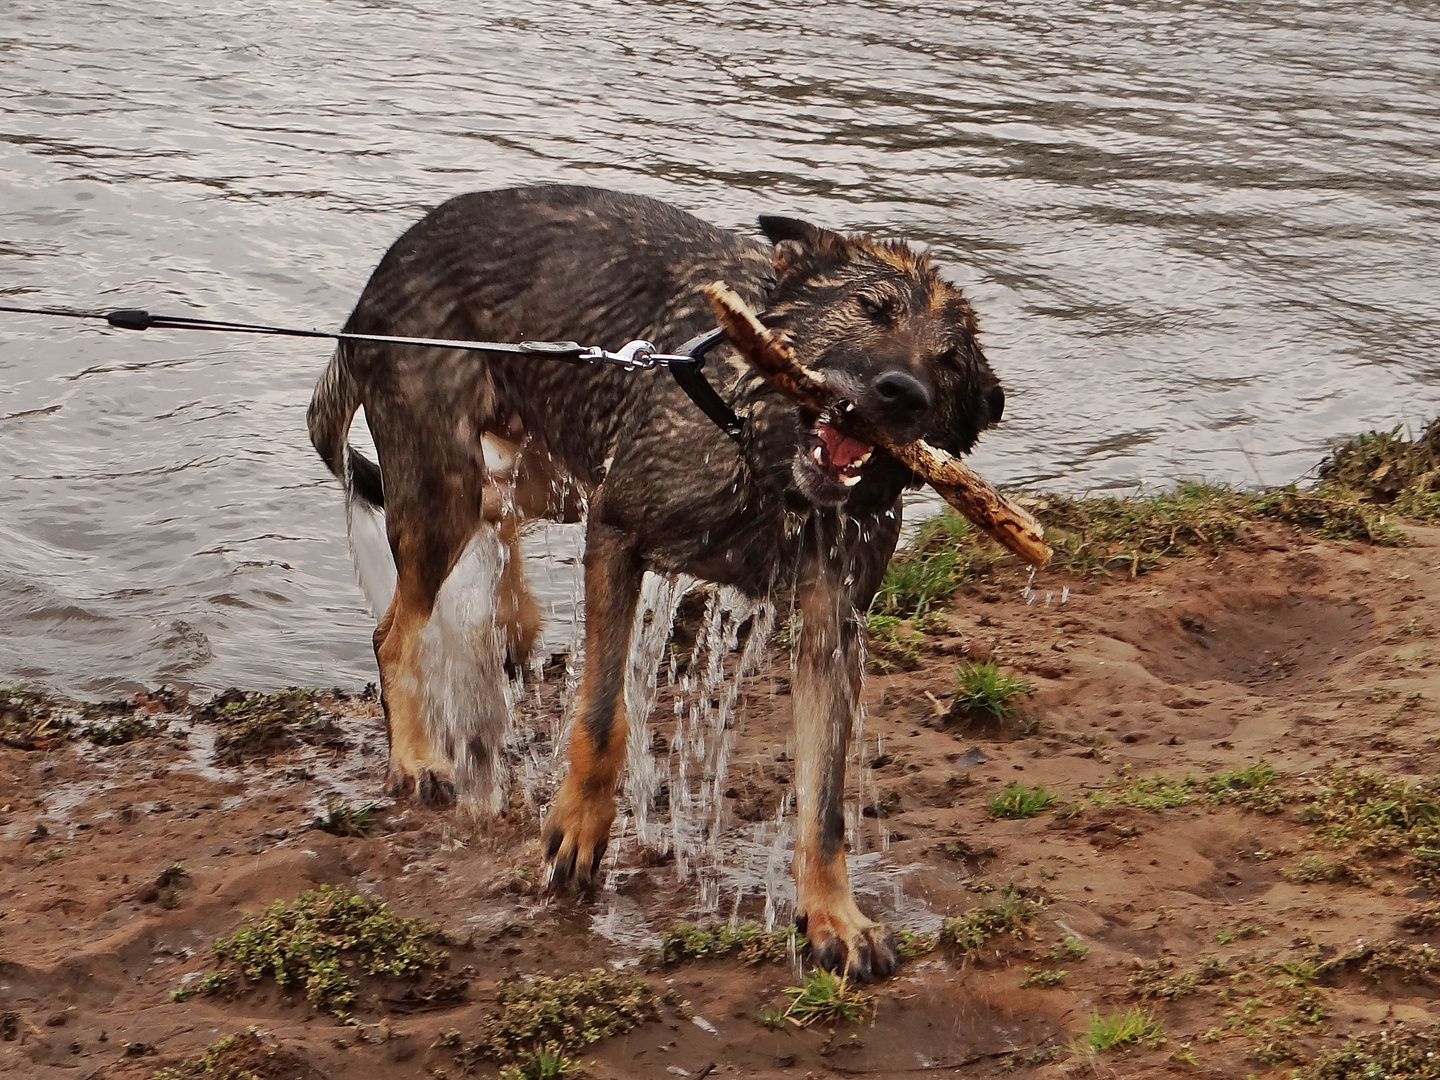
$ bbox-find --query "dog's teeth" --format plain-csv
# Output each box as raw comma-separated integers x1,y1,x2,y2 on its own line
855,449,872,465
841,472,862,487
811,446,825,465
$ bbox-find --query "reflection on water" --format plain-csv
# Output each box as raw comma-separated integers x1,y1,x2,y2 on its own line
2,0,1439,694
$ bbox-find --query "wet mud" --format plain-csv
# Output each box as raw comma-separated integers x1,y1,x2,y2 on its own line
4,519,1440,1078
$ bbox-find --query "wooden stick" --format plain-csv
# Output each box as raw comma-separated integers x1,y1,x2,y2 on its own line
704,282,1053,568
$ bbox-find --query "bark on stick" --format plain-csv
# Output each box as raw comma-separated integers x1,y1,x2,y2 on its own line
704,281,1052,568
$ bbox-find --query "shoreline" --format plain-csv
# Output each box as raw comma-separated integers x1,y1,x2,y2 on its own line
3,421,1440,1079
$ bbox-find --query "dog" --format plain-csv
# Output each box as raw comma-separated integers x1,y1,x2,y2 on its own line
307,184,1005,980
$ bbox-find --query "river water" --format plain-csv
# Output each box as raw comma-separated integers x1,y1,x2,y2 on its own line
2,0,1438,696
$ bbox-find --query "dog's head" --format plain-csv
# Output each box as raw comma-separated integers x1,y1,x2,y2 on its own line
747,214,1005,508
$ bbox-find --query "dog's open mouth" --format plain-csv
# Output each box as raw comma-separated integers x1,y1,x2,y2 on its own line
795,406,874,501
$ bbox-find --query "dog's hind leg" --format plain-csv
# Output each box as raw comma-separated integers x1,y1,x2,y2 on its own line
374,563,458,808
542,520,643,893
790,566,899,982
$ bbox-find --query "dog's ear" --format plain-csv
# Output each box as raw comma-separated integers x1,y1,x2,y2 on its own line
759,214,853,277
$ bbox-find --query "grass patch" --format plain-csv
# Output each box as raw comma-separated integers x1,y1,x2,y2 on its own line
1070,1006,1166,1053
1298,1022,1440,1080
1316,940,1440,986
1095,765,1196,810
988,781,1056,819
459,969,657,1078
1020,966,1066,988
0,686,176,750
1282,855,1372,886
198,688,351,765
952,662,1034,720
310,799,379,838
1208,761,1285,814
153,1029,315,1080
864,614,925,673
188,884,446,1018
1317,419,1440,521
1300,768,1440,857
895,927,938,962
781,968,871,1027
657,922,799,966
871,511,987,618
940,885,1043,951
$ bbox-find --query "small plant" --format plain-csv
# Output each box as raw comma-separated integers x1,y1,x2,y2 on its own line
941,885,1043,951
895,927,937,962
1296,1021,1440,1080
1282,855,1371,886
1020,966,1066,988
1070,1007,1166,1053
988,781,1056,819
781,968,871,1027
460,969,657,1073
658,922,800,966
757,1005,787,1030
198,687,349,765
501,1045,579,1080
1208,761,1284,814
864,614,925,673
870,511,982,619
190,884,446,1018
1097,766,1196,810
156,863,188,909
952,662,1035,720
152,1030,302,1080
1053,936,1090,961
311,799,378,838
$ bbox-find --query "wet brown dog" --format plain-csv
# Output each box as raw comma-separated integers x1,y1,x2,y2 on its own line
308,185,1005,979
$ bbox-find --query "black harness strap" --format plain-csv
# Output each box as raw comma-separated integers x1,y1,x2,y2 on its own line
665,328,744,442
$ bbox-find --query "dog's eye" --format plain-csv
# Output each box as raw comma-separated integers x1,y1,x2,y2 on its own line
859,295,899,323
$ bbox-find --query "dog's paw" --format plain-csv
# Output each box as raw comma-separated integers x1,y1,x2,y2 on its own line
384,760,456,809
541,781,616,895
797,908,897,983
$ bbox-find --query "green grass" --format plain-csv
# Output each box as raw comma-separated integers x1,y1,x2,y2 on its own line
953,662,1035,720
1020,966,1066,988
895,927,938,962
188,884,446,1018
1208,761,1284,814
870,511,982,618
864,613,925,672
1095,766,1197,810
657,922,800,966
1300,768,1440,857
781,968,871,1027
153,1031,282,1080
311,799,379,838
1070,1007,1166,1053
1296,1022,1440,1080
988,781,1057,819
940,885,1043,951
459,969,657,1077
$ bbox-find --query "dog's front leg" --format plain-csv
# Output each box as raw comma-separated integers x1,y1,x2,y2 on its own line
792,572,898,981
542,521,643,893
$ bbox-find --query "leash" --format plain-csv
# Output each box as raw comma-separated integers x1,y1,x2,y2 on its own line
0,303,745,442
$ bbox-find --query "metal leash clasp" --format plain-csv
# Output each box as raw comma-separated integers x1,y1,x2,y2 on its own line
580,339,661,371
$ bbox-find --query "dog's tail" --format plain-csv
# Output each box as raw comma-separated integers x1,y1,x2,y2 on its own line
307,344,385,509
309,346,396,619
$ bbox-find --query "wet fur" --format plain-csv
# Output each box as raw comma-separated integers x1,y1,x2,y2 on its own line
308,184,1003,980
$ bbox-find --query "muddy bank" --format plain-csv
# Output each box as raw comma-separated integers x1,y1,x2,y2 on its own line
5,441,1440,1078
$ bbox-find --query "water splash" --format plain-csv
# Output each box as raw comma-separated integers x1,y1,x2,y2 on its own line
417,530,514,815
622,572,696,848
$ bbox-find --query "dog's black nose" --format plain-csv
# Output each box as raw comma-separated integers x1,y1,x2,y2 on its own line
872,370,933,425
986,383,1005,425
